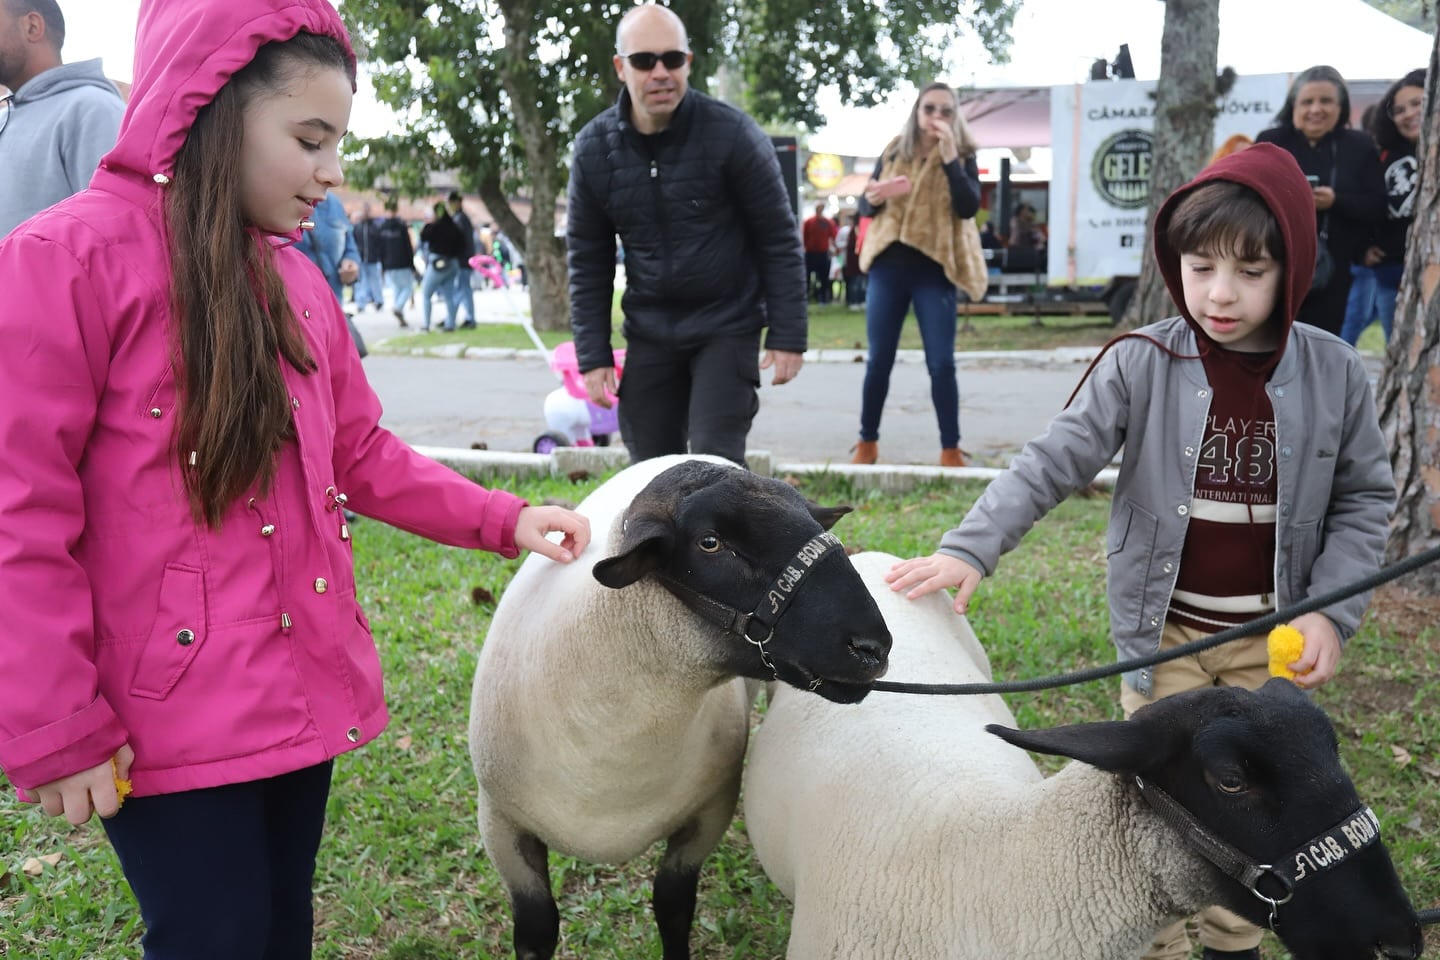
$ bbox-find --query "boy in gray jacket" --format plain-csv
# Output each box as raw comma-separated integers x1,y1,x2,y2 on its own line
886,143,1394,960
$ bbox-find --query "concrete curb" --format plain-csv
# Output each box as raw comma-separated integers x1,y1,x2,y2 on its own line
376,341,1106,367
414,444,1121,495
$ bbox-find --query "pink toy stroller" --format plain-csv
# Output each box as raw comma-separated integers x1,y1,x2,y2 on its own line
535,341,625,454
469,254,625,454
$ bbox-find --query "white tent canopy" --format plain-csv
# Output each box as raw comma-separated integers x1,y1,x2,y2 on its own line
808,0,1432,156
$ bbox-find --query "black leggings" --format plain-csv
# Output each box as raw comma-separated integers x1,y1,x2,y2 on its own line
102,761,333,960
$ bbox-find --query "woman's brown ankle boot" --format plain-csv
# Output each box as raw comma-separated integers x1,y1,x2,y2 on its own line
940,447,968,467
850,441,878,464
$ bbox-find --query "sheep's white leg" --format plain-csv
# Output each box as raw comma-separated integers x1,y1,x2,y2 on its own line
479,801,558,960
653,771,742,960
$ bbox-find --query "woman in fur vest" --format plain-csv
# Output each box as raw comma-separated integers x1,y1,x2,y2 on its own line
850,82,988,467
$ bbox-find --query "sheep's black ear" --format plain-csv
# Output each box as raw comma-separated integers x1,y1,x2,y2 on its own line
986,720,1180,774
808,503,853,530
592,515,675,589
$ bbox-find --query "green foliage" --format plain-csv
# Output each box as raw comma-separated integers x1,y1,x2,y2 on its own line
339,0,1021,197
1362,0,1434,29
735,0,1019,127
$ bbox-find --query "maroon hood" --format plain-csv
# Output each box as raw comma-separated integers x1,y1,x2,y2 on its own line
1152,142,1317,358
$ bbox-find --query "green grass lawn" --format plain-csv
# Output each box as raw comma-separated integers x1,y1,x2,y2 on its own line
3,471,1434,959
376,302,1393,357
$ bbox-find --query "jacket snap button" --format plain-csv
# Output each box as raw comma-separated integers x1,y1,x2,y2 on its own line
261,524,276,537
149,407,163,419
314,578,328,594
346,727,360,742
1149,617,1159,627
1177,505,1188,516
1163,562,1173,573
176,628,195,646
291,397,301,409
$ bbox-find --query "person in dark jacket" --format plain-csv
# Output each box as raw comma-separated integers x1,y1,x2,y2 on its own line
566,3,806,465
447,189,477,326
351,201,384,311
1255,65,1385,337
418,201,466,332
376,196,415,327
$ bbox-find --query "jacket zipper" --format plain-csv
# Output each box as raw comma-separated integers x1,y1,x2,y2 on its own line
646,146,673,298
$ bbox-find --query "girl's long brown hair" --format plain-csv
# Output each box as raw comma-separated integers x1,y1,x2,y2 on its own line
165,32,353,528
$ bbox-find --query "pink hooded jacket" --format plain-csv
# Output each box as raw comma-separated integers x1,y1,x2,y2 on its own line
0,0,525,797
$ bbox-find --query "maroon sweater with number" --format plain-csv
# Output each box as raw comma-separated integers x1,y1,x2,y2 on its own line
1168,351,1278,631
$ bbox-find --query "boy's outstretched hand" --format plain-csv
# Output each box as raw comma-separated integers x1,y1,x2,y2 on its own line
1284,611,1342,689
514,505,591,563
885,553,984,614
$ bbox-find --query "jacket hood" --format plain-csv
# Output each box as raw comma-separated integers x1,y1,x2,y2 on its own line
1152,142,1317,354
103,0,355,185
11,58,121,103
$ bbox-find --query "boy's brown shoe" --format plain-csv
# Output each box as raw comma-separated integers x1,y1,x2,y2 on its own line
940,447,968,468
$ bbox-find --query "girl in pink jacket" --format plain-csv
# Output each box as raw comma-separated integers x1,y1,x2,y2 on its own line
0,1,589,955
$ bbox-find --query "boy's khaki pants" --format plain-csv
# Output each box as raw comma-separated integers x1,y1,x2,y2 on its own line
1119,620,1271,960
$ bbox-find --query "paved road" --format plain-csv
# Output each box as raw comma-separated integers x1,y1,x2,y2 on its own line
360,349,1091,466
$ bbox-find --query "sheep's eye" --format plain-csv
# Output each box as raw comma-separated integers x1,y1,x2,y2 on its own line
697,535,723,554
1211,772,1247,795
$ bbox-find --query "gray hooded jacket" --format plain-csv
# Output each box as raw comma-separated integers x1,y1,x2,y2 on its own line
938,144,1394,696
0,59,124,237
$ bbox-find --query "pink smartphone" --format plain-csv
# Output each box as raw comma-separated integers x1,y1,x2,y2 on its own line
872,175,911,201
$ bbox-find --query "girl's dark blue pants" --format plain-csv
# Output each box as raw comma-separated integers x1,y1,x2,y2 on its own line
101,760,333,960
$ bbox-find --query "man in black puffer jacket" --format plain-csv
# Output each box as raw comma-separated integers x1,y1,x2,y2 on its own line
567,3,806,465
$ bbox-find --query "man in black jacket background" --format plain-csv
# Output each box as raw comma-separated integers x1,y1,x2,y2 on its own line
566,2,807,465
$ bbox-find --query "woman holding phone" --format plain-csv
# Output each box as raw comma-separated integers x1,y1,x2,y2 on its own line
1256,65,1385,336
850,82,988,466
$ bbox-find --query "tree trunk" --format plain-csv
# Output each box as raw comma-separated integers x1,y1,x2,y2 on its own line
1121,0,1220,329
1376,25,1440,586
496,0,571,332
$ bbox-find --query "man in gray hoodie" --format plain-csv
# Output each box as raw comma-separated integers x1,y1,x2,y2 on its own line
0,0,124,236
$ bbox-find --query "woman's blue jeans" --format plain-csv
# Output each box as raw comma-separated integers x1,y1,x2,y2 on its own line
1340,261,1402,346
420,259,461,330
858,255,960,449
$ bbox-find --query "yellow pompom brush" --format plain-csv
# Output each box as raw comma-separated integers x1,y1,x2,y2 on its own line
111,756,132,806
1268,624,1306,680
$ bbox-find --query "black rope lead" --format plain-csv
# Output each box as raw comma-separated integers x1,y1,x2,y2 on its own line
870,543,1440,697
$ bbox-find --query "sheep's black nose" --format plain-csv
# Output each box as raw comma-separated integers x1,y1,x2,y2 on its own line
847,635,888,667
1378,919,1423,960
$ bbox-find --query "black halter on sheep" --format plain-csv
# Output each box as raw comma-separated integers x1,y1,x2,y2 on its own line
991,679,1423,960
593,459,892,702
468,456,892,960
742,551,1421,960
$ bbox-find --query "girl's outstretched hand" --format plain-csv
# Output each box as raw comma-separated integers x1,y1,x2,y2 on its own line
514,505,590,563
35,743,134,825
884,553,984,614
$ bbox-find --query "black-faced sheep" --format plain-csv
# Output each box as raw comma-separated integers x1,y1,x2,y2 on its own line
743,551,1422,960
468,456,893,960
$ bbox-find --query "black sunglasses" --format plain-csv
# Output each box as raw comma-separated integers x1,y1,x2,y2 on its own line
622,50,688,71
0,94,12,138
